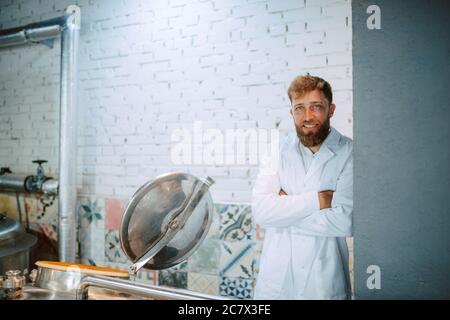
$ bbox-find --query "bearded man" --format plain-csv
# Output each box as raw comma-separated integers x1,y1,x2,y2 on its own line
252,74,353,299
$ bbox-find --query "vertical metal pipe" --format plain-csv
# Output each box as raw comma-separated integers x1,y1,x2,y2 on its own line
58,5,80,262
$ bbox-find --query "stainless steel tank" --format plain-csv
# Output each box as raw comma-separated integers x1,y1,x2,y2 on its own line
0,213,37,275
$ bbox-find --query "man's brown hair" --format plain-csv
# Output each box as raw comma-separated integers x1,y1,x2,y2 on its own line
287,74,333,105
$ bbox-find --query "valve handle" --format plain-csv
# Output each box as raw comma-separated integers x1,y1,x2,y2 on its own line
0,167,12,175
32,160,48,165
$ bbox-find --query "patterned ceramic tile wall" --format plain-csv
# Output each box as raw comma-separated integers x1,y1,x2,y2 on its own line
78,197,105,229
77,197,106,266
188,273,219,296
134,269,158,286
104,229,129,264
105,198,126,230
158,269,188,290
76,198,261,299
0,193,60,263
0,193,58,228
218,204,254,242
187,238,221,275
220,277,254,300
219,241,256,279
0,195,17,219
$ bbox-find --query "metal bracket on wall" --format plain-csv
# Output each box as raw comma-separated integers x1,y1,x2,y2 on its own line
36,38,54,48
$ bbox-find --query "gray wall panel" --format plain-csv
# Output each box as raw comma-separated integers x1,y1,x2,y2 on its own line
353,0,450,299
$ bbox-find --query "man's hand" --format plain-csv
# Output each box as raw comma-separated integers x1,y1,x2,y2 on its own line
278,188,287,196
318,190,334,209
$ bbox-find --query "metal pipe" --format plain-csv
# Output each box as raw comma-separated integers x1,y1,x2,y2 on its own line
25,25,61,42
58,5,80,262
41,179,59,195
0,174,27,192
76,276,230,300
0,15,66,48
0,16,67,47
0,30,27,48
0,172,59,195
0,25,60,47
0,6,81,262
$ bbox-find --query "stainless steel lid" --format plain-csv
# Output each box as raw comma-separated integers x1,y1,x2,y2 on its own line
119,172,215,272
0,213,37,257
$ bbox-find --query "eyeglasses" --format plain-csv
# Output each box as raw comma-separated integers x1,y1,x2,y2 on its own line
292,103,327,115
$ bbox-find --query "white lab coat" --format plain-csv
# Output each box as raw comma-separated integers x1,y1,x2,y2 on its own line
252,127,353,300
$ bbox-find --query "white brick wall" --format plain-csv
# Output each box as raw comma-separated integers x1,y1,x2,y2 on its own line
0,0,352,203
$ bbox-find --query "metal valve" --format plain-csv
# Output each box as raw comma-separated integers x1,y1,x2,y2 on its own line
24,160,49,193
32,160,48,181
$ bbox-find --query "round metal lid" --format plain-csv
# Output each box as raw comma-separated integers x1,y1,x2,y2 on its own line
119,172,214,271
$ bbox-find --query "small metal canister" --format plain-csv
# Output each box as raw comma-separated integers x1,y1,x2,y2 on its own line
0,270,26,299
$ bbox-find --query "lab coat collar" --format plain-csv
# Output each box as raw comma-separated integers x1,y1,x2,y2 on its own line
321,127,341,153
302,127,341,182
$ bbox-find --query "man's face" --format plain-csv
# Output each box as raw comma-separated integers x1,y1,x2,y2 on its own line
290,89,336,147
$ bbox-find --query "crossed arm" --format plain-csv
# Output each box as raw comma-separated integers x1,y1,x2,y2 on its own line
251,154,353,237
279,188,334,210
